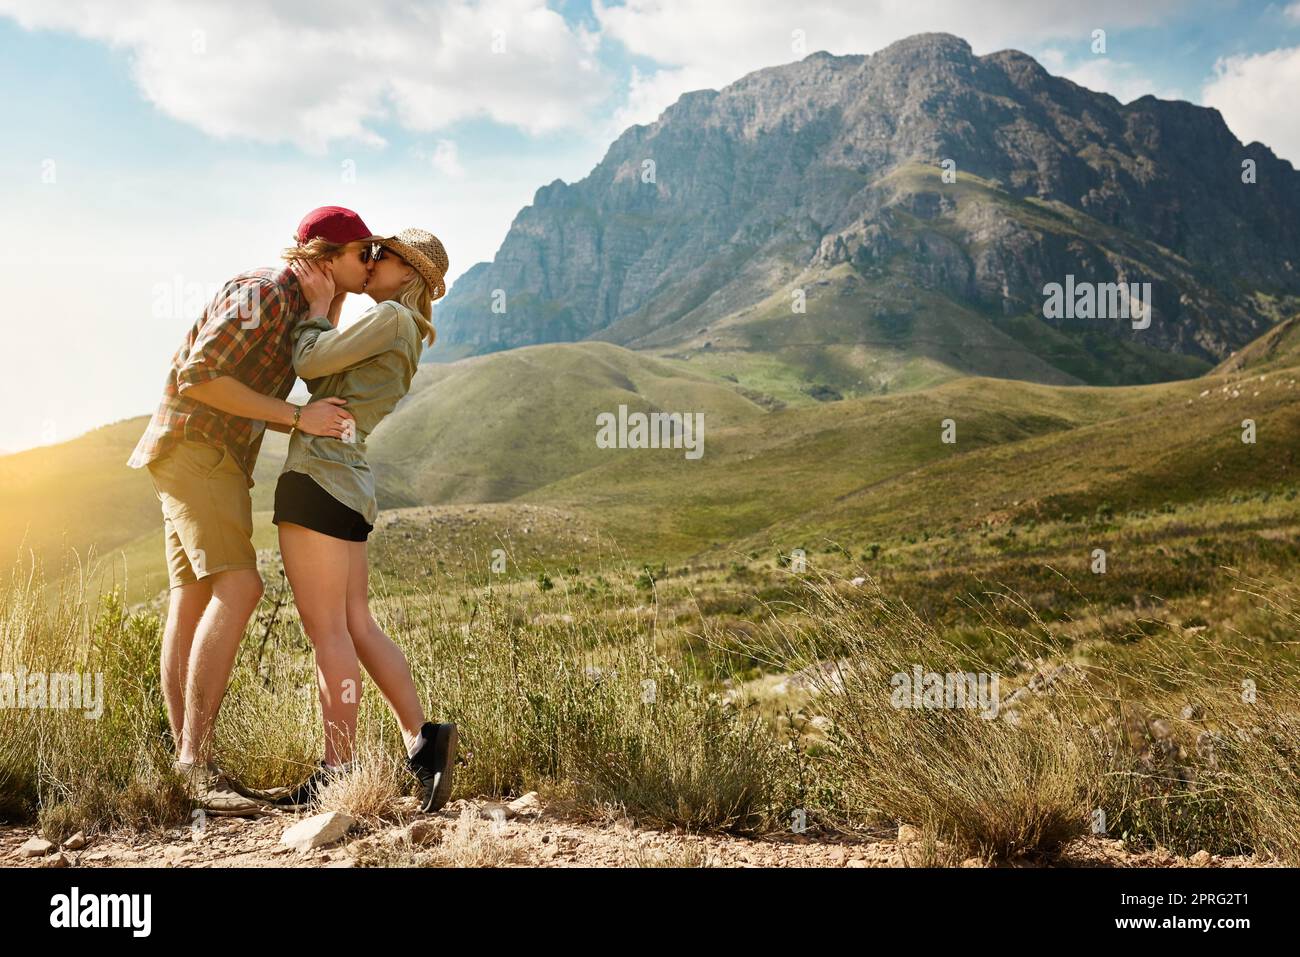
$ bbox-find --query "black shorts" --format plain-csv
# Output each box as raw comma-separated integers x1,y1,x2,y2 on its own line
272,470,374,542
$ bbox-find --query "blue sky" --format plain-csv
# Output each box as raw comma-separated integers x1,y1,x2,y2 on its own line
1,0,1298,454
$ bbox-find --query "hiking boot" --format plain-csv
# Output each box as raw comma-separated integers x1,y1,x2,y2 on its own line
173,760,268,817
407,722,457,813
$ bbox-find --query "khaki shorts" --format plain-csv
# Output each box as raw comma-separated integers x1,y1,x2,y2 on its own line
146,439,257,589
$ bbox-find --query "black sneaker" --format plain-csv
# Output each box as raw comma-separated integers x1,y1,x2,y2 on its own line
270,761,335,809
407,722,457,812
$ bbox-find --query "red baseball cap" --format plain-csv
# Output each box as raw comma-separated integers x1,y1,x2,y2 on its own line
295,206,381,245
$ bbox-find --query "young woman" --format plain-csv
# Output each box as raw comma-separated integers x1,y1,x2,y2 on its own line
274,228,457,812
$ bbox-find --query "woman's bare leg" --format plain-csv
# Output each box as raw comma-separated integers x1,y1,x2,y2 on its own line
344,540,426,752
279,522,359,767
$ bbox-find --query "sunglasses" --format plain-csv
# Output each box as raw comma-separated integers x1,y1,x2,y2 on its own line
360,243,387,264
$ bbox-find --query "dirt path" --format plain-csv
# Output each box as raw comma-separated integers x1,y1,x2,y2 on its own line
0,794,1274,868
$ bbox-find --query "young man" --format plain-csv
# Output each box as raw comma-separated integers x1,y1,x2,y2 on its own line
128,206,381,814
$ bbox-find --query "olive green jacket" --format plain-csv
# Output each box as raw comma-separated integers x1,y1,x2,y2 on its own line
281,301,425,524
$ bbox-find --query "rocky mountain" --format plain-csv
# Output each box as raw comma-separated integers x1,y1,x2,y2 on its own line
429,32,1300,388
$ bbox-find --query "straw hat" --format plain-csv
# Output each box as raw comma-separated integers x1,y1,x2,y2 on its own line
380,228,450,301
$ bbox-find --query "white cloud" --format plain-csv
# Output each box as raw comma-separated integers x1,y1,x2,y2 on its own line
1036,47,1069,72
1059,58,1185,103
600,62,724,142
427,139,465,177
0,0,1192,150
1203,46,1300,163
0,0,611,152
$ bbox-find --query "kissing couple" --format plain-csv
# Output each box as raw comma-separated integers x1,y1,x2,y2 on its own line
128,206,457,815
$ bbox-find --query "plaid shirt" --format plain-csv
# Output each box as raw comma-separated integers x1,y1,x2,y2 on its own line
127,266,308,483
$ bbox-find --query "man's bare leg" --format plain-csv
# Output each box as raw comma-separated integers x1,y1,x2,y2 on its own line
178,568,264,766
161,578,213,751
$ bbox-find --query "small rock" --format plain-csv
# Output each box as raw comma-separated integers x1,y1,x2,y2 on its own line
1196,730,1222,766
1180,703,1203,721
408,819,443,846
507,791,541,816
18,837,54,858
84,851,112,862
846,858,870,868
1149,719,1173,739
849,577,866,587
897,824,923,844
1190,850,1212,866
960,857,985,868
39,852,70,868
281,811,357,853
62,832,87,851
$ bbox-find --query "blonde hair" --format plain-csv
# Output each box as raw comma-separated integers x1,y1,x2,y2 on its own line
396,271,437,346
281,236,347,263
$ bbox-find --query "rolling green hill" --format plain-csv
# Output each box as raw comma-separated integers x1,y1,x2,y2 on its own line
513,374,1161,555
3,327,1297,604
0,418,159,573
0,418,290,599
366,340,769,506
1214,314,1300,376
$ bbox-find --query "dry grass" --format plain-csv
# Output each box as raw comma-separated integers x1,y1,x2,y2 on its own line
715,570,1300,862
1,553,792,841
719,575,1103,858
350,805,526,867
314,746,406,823
7,549,1300,865
0,563,189,838
622,839,720,867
